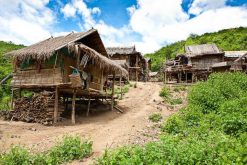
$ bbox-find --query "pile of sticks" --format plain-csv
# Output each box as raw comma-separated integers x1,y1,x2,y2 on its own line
3,91,62,125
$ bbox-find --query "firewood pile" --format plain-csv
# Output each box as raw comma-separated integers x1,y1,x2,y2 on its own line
1,91,64,125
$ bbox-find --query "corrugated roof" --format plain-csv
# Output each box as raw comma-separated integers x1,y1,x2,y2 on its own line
185,44,223,57
224,51,247,58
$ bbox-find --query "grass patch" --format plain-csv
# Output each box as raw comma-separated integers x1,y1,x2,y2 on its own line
149,113,162,123
159,86,170,99
173,85,187,92
0,135,92,165
169,98,183,105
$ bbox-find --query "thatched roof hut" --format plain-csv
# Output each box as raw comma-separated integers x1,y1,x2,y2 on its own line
6,29,127,76
106,46,137,57
185,44,224,57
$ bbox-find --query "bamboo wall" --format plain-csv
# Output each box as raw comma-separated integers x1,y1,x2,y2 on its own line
191,55,223,69
12,68,62,87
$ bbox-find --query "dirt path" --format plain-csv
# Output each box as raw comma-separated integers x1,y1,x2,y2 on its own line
0,82,185,164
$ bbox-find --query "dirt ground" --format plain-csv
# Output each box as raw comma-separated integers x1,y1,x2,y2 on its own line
0,82,187,164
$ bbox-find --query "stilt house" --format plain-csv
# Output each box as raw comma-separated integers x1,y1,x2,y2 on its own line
212,51,247,72
164,44,224,83
6,29,128,124
106,46,149,81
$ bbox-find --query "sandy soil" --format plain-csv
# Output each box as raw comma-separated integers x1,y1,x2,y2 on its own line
0,82,187,164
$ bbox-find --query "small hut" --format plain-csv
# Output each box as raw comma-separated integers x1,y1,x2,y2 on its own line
164,44,224,83
6,29,128,124
106,46,148,81
212,51,247,72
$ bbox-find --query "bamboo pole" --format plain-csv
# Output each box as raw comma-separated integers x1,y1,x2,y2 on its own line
111,73,115,111
54,86,59,123
72,89,77,124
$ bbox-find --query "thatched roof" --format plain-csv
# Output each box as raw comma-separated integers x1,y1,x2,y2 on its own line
113,60,128,68
5,29,108,60
224,51,247,58
106,46,137,56
185,44,223,57
73,44,128,76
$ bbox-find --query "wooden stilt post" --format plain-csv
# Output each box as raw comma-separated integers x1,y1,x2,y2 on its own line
10,89,14,110
71,89,77,124
65,97,68,111
111,73,115,111
192,73,194,83
120,73,123,99
185,72,188,84
179,72,182,83
54,86,59,123
86,96,91,117
164,72,167,84
18,88,22,98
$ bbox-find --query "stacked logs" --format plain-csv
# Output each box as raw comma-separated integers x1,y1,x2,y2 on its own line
3,91,64,125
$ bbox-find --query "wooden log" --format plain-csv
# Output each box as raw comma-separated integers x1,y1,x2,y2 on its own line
111,73,115,111
71,89,77,124
53,87,59,123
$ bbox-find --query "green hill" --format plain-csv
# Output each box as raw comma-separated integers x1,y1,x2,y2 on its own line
145,27,247,71
0,41,24,109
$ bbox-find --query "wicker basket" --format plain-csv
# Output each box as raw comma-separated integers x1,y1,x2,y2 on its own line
69,73,82,88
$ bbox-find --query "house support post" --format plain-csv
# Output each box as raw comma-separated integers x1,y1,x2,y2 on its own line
86,95,91,117
111,73,115,111
120,73,123,99
10,89,14,110
164,72,167,84
185,72,188,83
54,86,59,123
71,89,77,124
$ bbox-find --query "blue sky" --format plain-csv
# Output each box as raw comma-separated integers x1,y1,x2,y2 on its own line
0,0,247,53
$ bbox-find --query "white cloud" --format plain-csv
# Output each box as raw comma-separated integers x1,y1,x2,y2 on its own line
189,0,227,15
125,0,247,53
61,4,76,18
0,0,54,45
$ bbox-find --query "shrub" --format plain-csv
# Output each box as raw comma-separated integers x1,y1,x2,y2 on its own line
0,135,92,165
0,146,31,165
169,98,183,105
149,113,162,123
159,86,170,99
45,135,92,164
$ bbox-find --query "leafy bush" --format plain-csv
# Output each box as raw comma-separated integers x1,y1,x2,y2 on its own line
149,113,162,123
159,86,170,99
94,72,247,164
169,98,183,105
0,135,92,165
0,146,31,165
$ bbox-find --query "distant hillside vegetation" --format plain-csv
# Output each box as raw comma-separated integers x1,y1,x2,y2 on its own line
0,41,24,109
145,27,247,71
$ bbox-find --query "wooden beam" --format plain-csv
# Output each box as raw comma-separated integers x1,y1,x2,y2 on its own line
71,89,77,124
111,73,115,111
54,86,59,123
